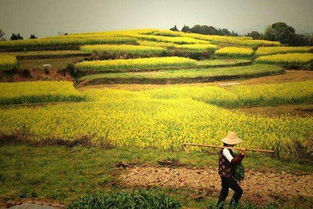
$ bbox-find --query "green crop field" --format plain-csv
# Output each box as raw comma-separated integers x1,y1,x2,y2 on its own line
78,64,283,84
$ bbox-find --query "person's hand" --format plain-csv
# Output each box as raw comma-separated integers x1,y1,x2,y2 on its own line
240,148,246,156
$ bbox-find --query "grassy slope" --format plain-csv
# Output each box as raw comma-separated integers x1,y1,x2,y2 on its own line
78,64,283,84
18,57,85,70
0,145,312,208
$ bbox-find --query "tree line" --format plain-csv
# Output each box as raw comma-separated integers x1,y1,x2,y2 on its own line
170,24,238,36
170,23,313,46
0,30,37,41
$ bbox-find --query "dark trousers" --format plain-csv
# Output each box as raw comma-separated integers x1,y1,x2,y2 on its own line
216,176,243,209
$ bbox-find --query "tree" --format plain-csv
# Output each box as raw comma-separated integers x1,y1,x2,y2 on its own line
308,34,313,46
190,25,203,34
10,33,23,40
181,25,191,33
205,26,218,35
170,25,179,31
247,31,263,40
30,34,37,39
264,22,296,45
0,29,5,40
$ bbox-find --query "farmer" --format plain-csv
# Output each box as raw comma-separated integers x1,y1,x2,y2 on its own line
216,131,245,209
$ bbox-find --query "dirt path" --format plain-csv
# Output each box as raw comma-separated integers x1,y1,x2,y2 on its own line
119,166,313,204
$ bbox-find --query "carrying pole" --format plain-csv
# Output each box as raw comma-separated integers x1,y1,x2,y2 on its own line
182,143,274,154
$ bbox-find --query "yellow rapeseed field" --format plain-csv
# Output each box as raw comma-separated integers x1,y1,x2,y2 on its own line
80,44,167,56
0,81,85,104
255,46,313,56
173,44,218,52
75,56,197,72
215,47,254,57
1,81,313,160
0,55,17,71
256,53,313,64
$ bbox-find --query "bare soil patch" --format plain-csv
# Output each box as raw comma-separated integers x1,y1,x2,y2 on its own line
233,104,313,117
239,70,313,85
119,166,313,205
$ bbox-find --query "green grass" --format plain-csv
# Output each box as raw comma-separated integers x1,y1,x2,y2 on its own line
78,64,283,84
18,56,85,70
0,145,312,207
196,59,251,67
0,81,86,105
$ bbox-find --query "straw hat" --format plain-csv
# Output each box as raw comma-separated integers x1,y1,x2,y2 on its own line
221,131,243,145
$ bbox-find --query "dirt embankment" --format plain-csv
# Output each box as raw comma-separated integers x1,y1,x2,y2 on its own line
119,166,313,205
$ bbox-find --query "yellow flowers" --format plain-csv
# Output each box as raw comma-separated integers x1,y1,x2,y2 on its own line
0,55,17,71
0,37,138,51
0,28,282,52
75,57,198,72
255,46,313,56
0,81,86,105
173,44,218,52
215,47,254,57
144,30,281,46
127,33,210,44
80,44,167,57
0,81,312,160
256,53,313,64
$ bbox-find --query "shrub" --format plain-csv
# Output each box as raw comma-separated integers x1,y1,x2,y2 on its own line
67,190,181,209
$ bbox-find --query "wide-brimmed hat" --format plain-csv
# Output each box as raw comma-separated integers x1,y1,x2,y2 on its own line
221,131,242,145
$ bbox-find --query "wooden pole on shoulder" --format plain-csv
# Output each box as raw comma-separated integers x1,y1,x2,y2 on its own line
182,143,274,154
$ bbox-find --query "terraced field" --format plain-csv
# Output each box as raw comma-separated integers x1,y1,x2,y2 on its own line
0,28,313,209
78,64,283,85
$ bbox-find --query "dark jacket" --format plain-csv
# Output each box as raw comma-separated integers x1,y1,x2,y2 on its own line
218,148,244,178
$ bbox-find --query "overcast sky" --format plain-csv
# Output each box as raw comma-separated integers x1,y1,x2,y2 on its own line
0,0,313,39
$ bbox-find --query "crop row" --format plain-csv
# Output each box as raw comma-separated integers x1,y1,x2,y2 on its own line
255,46,313,56
255,53,313,65
80,44,167,57
75,56,197,73
215,47,254,57
0,37,138,51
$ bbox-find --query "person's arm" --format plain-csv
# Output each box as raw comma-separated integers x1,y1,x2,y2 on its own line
222,148,245,165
